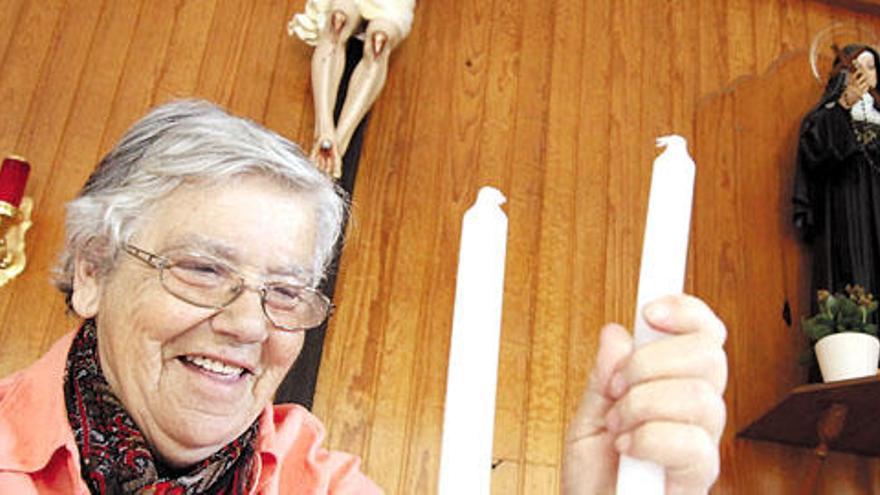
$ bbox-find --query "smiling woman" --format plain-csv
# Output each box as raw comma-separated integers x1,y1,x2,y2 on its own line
0,99,729,495
75,177,321,469
0,100,381,494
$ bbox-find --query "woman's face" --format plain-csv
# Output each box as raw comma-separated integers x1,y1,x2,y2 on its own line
857,50,878,89
72,175,319,467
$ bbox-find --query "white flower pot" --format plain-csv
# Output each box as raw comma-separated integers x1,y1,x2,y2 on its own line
815,332,880,382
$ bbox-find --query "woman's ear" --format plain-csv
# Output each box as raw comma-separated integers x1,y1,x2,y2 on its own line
71,250,101,318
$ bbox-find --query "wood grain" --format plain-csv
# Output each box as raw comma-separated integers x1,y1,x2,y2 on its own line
2,1,880,493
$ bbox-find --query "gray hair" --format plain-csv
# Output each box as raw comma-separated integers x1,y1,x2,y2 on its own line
54,99,346,307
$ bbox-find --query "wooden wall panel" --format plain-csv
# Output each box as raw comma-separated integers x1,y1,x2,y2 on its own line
153,0,217,104
195,0,253,107
226,0,289,118
2,1,880,494
0,0,103,373
0,2,63,156
0,0,26,62
263,0,313,144
9,0,145,370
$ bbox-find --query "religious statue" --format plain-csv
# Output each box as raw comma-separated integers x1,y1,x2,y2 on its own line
289,0,415,179
794,43,880,297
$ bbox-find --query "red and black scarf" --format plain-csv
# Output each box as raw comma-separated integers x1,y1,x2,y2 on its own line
64,319,258,494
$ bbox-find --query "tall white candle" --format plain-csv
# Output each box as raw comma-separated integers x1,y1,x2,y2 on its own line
438,186,508,495
616,135,696,495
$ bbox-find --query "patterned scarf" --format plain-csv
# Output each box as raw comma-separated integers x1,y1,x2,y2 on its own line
64,320,258,494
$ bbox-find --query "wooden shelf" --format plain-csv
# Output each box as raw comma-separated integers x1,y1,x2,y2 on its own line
738,375,880,457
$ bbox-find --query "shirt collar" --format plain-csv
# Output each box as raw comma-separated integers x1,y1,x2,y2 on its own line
0,331,79,472
253,403,280,491
0,330,302,491
252,402,323,493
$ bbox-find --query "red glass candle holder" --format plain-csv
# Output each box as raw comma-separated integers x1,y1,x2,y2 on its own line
0,157,30,209
0,156,33,279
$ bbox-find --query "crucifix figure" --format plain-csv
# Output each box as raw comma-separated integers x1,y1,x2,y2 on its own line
289,0,415,178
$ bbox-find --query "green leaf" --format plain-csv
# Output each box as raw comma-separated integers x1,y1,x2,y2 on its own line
822,296,835,314
814,315,834,326
803,288,880,339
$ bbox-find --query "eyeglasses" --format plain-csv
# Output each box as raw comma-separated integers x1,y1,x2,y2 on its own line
123,243,332,332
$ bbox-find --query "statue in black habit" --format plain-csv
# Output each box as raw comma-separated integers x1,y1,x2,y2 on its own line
794,44,880,297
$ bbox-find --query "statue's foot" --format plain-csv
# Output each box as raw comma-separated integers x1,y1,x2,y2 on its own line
311,137,343,179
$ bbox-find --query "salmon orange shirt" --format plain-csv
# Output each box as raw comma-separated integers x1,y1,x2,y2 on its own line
0,332,382,494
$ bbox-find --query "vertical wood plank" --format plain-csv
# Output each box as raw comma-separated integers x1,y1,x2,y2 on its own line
490,461,519,495
195,0,254,105
500,0,555,489
263,2,314,145
603,0,645,327
0,0,26,63
2,2,880,494
153,0,218,104
226,0,289,119
360,0,462,489
669,0,701,137
522,462,559,494
694,87,746,494
0,1,63,154
98,0,179,151
522,0,581,473
778,0,808,53
474,0,527,471
698,0,731,96
34,0,147,362
563,0,613,433
754,1,785,72
0,0,104,372
727,0,758,77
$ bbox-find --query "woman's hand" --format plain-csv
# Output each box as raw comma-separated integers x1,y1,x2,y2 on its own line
562,295,728,495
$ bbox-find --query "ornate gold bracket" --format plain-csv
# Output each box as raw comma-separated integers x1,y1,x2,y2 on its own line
0,196,33,286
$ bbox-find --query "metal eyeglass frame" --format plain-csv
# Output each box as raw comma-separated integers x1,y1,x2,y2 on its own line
122,243,332,332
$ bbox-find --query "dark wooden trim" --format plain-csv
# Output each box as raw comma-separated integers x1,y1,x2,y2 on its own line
816,0,880,15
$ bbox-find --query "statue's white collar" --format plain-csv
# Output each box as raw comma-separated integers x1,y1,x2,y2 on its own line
851,92,880,126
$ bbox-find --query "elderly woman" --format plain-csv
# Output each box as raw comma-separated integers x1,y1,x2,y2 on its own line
0,100,727,494
0,100,376,493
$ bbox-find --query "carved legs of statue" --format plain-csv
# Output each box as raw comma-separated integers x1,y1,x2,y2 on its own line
309,0,360,178
333,18,400,167
305,0,403,180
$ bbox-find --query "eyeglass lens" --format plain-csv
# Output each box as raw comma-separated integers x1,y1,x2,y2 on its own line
155,251,329,330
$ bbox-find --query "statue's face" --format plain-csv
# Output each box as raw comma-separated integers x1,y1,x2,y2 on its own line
857,50,877,89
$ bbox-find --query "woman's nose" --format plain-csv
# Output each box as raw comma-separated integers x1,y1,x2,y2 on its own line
210,287,270,343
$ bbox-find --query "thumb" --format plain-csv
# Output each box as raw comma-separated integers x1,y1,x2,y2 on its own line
569,324,634,441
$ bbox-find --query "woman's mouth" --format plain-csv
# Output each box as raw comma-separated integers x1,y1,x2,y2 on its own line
179,355,248,378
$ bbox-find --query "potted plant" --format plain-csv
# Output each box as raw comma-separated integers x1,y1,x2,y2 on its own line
801,285,880,382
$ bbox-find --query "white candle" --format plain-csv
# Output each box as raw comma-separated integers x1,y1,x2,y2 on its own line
616,135,696,495
438,186,508,495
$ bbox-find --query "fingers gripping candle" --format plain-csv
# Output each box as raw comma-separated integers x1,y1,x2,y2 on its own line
616,136,696,495
438,187,508,495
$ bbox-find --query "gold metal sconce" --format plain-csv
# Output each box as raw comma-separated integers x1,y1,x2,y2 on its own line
0,156,32,287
